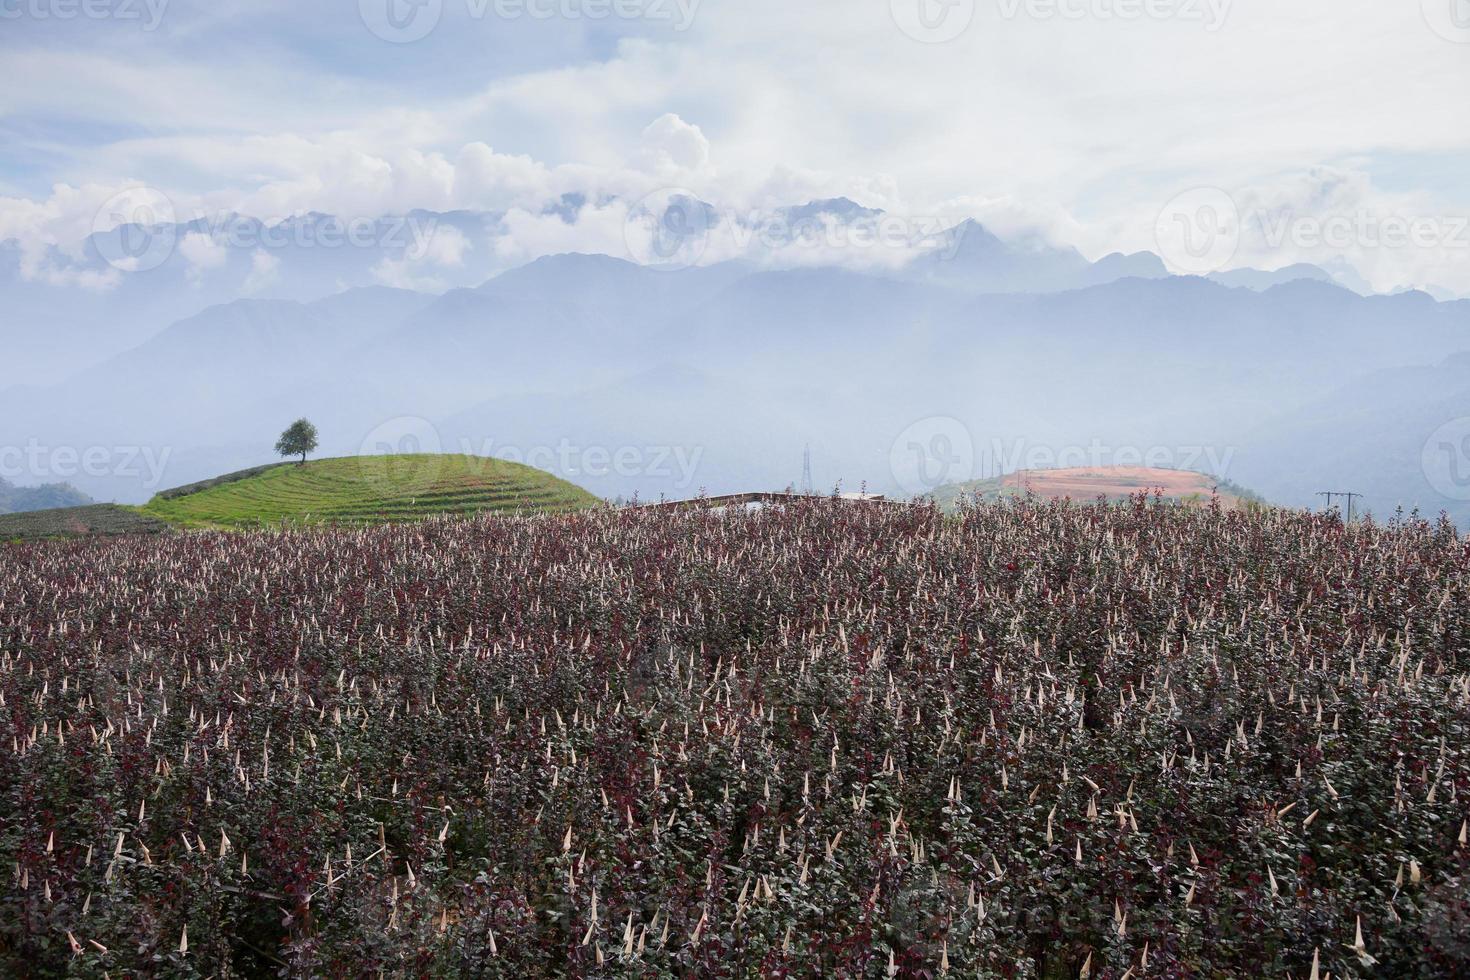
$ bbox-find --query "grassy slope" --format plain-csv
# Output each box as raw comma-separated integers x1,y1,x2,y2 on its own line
141,454,598,529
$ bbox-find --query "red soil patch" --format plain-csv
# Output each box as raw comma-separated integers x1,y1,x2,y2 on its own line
999,467,1241,505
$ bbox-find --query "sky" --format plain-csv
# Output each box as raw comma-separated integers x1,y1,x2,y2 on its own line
2,0,1469,293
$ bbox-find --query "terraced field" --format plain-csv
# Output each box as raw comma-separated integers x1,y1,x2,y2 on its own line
141,454,598,529
0,504,171,542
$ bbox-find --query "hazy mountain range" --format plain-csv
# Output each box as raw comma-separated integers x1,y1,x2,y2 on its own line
6,196,1421,384
0,477,91,515
2,200,1467,525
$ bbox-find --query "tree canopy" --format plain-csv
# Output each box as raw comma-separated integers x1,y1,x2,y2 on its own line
275,418,319,464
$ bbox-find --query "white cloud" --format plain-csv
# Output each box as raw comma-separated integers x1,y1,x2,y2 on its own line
0,183,131,291
241,250,280,294
492,199,640,266
372,224,474,291
1,0,1466,292
638,113,711,173
452,143,554,209
1224,167,1470,294
178,231,227,281
408,224,471,267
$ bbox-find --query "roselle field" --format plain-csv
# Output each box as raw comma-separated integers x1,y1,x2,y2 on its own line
2,499,1467,977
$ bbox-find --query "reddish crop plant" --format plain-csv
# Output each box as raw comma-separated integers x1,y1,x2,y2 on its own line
1,496,1467,977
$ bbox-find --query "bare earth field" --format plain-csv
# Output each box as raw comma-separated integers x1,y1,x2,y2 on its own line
1006,467,1244,503
935,467,1255,510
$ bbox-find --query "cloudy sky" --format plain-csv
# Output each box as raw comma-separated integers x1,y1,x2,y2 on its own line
3,0,1469,292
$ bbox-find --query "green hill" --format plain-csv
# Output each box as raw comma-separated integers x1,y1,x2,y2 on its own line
140,454,597,529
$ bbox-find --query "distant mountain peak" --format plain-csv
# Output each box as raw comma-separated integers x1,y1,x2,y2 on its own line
943,217,1001,243
906,218,1095,293
480,252,642,288
779,198,885,224
1207,263,1334,292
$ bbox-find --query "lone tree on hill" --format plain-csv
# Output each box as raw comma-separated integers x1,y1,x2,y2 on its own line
275,418,319,465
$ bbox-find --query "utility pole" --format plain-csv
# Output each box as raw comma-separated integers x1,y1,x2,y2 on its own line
1317,490,1362,523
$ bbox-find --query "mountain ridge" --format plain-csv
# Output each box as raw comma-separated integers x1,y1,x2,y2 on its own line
4,245,1466,515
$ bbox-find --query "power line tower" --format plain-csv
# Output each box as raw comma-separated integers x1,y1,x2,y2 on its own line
800,444,815,496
